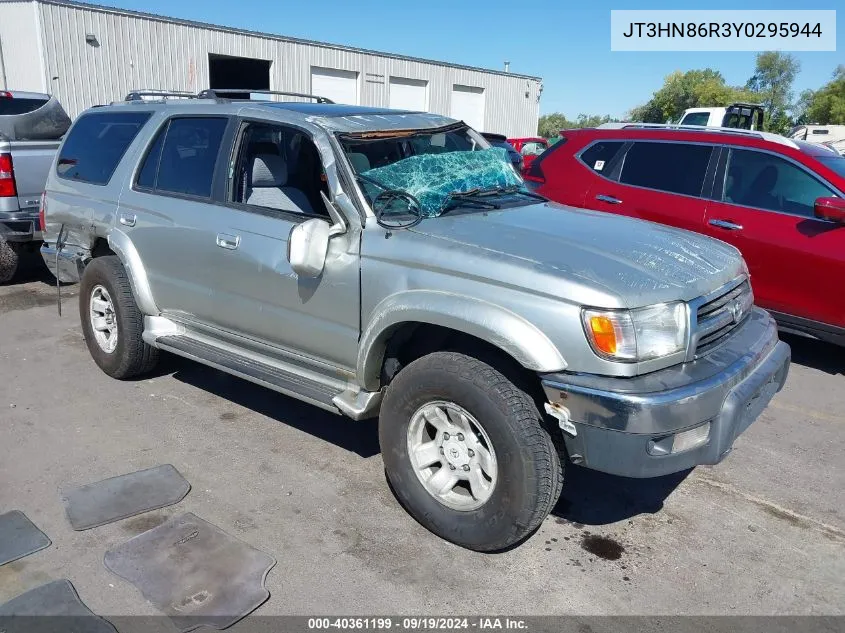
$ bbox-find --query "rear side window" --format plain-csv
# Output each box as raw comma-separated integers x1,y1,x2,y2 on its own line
620,142,713,197
579,141,624,174
135,117,228,198
0,97,48,115
57,112,151,185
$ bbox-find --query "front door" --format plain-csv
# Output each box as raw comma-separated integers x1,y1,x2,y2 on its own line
703,146,845,327
205,120,361,371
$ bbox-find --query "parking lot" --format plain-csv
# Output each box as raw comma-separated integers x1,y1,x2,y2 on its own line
1,253,844,620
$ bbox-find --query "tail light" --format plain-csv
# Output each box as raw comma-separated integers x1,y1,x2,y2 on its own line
39,191,47,232
0,153,16,197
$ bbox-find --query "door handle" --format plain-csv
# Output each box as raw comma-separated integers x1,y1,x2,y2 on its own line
216,233,240,250
709,219,743,231
118,212,136,227
595,194,622,205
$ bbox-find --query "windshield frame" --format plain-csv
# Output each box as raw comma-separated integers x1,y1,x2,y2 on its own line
337,123,521,220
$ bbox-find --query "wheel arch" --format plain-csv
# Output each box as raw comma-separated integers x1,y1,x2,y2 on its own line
357,291,567,391
104,230,159,315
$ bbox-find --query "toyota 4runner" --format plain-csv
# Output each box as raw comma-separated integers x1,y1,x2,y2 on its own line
41,90,790,551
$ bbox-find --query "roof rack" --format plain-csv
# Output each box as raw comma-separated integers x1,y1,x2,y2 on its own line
596,122,798,149
197,89,334,104
124,90,198,101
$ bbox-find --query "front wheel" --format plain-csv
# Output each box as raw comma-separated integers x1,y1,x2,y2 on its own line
379,351,563,552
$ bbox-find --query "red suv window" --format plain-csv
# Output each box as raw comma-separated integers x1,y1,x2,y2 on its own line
618,142,714,197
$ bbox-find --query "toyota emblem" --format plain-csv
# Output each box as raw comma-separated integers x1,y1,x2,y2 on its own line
729,298,743,323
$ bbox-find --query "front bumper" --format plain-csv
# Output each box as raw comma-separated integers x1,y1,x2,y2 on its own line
541,308,790,478
40,243,89,283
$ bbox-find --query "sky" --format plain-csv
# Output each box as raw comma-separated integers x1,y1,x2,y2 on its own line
94,0,842,119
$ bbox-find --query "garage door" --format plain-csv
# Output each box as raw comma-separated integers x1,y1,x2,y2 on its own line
450,85,485,131
311,67,359,105
389,77,428,111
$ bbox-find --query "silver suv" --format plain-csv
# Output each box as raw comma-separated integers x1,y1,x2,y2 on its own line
41,90,790,551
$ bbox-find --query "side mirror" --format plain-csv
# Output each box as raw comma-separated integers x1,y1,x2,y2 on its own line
814,197,845,224
287,218,331,277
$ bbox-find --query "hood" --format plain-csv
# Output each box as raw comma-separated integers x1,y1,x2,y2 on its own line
407,202,745,309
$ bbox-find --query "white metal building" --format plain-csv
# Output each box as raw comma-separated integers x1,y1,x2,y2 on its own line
0,0,542,137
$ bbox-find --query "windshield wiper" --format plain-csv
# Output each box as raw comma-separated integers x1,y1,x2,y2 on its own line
439,189,502,214
493,184,548,202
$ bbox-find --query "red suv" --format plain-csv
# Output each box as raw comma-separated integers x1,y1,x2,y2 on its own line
527,125,845,345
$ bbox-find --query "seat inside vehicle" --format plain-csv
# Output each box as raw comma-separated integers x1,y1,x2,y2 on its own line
245,153,312,213
235,124,329,215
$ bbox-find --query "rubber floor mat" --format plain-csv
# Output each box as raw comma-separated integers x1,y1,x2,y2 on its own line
0,510,51,566
0,579,116,633
104,512,276,631
62,464,190,531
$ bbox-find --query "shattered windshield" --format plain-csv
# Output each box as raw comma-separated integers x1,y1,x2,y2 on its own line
340,126,532,217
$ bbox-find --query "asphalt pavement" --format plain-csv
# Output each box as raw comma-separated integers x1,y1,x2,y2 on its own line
1,253,843,622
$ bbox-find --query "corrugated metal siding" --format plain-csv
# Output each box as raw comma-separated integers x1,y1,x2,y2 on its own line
17,1,540,136
0,1,46,91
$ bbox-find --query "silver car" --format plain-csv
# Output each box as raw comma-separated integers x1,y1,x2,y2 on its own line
41,91,790,551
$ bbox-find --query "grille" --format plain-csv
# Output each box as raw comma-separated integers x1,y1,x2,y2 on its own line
694,280,753,356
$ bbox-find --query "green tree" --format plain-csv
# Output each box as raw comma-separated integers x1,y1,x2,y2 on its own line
537,112,570,138
537,112,617,139
745,51,801,134
798,65,845,125
628,69,758,124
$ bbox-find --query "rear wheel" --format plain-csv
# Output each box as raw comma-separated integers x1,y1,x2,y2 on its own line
0,236,20,284
380,351,562,552
79,256,159,378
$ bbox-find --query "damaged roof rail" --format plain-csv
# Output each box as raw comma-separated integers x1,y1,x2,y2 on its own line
196,89,334,104
123,90,198,101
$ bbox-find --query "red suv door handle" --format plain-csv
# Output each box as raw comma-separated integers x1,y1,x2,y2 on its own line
595,194,622,205
709,219,743,231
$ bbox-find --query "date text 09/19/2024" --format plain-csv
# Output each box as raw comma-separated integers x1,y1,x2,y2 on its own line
307,617,528,630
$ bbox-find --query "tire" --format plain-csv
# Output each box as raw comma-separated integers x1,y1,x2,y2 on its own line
380,351,563,552
79,256,159,379
0,236,20,284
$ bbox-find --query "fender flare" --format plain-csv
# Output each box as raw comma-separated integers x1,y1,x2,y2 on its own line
357,290,567,391
107,230,159,315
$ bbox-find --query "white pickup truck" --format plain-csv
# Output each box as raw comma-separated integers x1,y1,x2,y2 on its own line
678,103,764,130
0,90,71,282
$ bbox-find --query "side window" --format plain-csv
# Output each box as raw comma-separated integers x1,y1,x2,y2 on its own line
520,141,547,156
57,112,151,185
723,148,836,217
153,118,228,198
231,122,329,217
619,142,713,197
579,141,625,174
136,129,165,189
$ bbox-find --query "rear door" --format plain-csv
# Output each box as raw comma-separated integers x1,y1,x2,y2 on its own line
115,115,233,322
586,140,716,234
703,146,845,328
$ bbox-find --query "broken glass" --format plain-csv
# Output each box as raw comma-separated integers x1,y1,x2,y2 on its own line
360,147,523,217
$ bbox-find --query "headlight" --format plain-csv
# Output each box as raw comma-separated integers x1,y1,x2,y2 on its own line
582,302,688,362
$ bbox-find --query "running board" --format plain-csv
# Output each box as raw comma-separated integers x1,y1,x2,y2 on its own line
154,334,344,414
